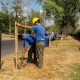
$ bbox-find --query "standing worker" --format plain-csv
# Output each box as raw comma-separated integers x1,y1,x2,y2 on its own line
16,18,45,68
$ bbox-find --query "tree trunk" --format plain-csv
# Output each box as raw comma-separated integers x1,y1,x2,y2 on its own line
61,26,67,40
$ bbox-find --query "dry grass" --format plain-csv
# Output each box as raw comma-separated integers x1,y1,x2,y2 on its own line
0,36,80,80
2,33,14,41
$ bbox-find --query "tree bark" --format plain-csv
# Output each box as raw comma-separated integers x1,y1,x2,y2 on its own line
61,26,67,40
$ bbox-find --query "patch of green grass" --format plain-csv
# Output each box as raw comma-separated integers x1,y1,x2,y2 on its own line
69,63,80,80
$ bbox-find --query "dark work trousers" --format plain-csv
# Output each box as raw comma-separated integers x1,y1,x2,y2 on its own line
36,42,45,68
28,44,37,62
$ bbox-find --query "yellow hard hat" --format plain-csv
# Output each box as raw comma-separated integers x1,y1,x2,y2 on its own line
32,18,39,24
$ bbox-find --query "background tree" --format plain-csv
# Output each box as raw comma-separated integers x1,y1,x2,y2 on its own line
0,12,9,33
37,0,80,38
0,1,9,33
12,0,24,33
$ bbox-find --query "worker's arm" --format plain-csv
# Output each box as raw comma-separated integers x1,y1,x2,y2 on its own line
21,24,31,29
16,22,32,29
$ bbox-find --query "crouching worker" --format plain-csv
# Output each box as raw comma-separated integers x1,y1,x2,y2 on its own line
22,32,37,66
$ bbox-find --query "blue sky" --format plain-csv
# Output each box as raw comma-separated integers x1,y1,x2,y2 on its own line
0,0,43,12
31,0,42,11
22,0,43,12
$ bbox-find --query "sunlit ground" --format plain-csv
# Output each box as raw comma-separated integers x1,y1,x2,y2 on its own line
0,36,80,80
2,33,14,41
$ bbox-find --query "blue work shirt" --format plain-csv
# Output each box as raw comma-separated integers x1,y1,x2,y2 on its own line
32,25,45,42
23,34,36,48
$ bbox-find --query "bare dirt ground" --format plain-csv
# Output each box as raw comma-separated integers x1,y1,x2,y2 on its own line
0,36,80,80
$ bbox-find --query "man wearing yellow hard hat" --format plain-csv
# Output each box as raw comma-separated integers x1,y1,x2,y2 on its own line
32,17,39,24
16,17,45,68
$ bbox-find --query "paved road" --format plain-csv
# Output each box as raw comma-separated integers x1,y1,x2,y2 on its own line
1,40,23,57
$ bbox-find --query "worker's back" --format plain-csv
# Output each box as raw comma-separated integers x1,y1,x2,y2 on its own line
32,25,45,42
23,34,36,46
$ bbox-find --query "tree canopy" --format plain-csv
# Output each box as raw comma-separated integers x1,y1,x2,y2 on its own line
37,0,80,35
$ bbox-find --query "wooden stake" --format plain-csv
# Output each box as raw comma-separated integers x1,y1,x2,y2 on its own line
15,21,18,68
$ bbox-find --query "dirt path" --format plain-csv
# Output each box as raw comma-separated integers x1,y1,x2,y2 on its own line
0,36,80,80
